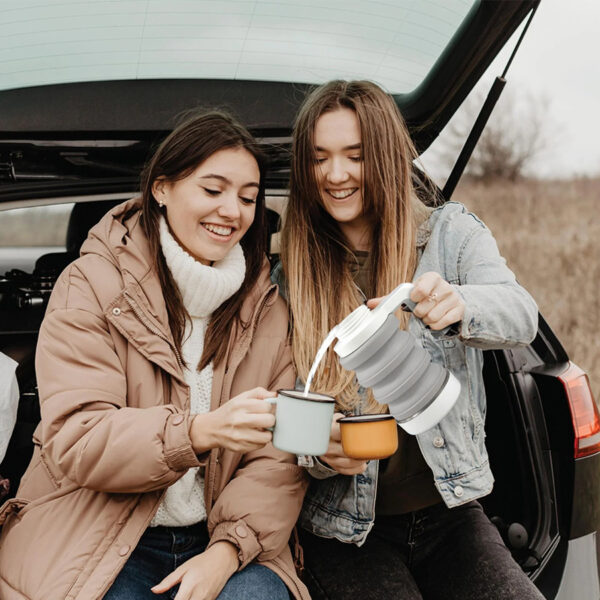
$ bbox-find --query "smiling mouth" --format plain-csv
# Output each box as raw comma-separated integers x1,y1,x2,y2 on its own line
327,188,358,200
202,223,234,238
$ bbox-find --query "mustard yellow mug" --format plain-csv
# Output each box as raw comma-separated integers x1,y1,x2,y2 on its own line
339,414,399,460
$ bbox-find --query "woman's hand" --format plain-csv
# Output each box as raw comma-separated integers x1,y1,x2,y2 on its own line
190,387,276,454
319,413,367,475
367,272,465,331
151,541,238,600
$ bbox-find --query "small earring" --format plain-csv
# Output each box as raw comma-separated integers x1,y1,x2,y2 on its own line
158,200,164,208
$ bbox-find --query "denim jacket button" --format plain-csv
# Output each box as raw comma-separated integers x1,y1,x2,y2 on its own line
433,436,445,448
454,485,464,498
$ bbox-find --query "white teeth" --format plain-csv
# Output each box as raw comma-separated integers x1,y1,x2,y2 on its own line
203,223,232,236
328,188,356,200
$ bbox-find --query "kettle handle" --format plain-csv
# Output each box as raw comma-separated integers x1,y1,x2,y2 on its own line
373,282,416,317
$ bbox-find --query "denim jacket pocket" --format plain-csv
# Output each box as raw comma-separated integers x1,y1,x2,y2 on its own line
420,326,465,371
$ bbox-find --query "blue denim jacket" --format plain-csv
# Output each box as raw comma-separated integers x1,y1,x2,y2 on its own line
271,202,538,545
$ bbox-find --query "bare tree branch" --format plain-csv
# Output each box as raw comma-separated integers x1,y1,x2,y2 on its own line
437,87,555,182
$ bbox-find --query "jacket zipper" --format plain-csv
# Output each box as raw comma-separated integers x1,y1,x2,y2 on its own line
122,291,184,369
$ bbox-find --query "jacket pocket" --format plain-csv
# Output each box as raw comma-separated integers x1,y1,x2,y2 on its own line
0,497,29,527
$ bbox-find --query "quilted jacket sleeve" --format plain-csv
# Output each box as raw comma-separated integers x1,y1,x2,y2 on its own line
36,264,200,493
206,337,308,569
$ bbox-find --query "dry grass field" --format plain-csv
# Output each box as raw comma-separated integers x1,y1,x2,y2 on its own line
454,177,600,400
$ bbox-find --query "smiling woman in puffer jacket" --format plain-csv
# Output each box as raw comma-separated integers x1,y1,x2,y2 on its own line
0,111,309,600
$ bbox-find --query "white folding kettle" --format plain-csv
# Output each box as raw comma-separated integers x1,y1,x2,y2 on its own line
333,283,461,435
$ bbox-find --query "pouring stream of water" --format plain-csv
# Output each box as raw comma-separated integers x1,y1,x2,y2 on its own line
303,326,339,396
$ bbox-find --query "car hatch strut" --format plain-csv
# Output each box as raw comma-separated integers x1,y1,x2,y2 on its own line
443,4,539,201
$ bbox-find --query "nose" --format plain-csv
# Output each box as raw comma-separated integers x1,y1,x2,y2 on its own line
325,158,350,185
217,191,241,220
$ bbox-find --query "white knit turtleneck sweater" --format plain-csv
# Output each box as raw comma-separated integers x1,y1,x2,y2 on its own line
151,217,246,527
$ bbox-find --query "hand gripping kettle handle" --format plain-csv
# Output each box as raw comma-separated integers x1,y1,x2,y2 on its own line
374,283,416,317
334,282,416,358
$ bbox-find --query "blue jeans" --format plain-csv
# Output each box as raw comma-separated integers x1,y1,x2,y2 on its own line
104,522,290,600
300,501,544,600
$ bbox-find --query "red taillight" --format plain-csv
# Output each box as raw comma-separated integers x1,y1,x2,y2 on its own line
559,363,600,458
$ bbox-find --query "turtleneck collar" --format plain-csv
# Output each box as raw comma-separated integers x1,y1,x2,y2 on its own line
159,216,246,318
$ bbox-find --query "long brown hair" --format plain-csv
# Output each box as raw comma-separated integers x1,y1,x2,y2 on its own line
140,110,267,370
281,80,430,412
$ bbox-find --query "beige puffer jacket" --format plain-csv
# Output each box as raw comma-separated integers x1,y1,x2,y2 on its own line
0,200,310,600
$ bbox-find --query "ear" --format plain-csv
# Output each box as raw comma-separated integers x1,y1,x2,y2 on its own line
152,177,168,205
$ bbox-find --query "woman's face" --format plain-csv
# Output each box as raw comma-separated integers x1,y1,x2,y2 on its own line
313,107,369,249
153,147,259,265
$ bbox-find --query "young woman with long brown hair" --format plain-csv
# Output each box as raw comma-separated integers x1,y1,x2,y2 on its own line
274,80,543,599
0,111,309,600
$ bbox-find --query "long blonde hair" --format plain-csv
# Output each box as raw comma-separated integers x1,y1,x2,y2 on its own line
281,80,430,412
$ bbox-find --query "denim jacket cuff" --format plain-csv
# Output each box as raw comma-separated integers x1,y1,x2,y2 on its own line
301,455,339,479
428,322,461,340
453,285,482,341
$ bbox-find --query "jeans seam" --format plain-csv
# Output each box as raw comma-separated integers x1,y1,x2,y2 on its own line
406,511,417,568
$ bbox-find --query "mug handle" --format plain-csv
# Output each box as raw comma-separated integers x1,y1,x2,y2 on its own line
265,397,277,432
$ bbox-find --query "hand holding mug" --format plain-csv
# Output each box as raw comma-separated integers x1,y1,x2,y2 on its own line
320,413,368,475
190,387,276,454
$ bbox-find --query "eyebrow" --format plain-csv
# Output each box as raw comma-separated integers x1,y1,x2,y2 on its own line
199,174,260,189
315,143,362,152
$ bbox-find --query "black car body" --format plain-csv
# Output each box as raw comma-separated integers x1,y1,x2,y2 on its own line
1,1,598,597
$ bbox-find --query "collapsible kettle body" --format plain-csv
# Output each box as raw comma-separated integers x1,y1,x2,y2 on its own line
333,283,460,435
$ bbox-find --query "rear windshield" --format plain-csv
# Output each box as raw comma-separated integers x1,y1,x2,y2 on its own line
1,0,475,94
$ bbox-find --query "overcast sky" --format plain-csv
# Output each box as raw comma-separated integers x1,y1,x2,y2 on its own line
423,0,600,180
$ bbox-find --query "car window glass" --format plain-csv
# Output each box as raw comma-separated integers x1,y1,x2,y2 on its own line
0,203,73,272
0,0,475,94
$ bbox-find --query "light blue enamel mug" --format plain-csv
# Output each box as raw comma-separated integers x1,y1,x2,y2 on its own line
267,390,335,455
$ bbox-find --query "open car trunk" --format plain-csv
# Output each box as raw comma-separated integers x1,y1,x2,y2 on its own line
2,1,599,597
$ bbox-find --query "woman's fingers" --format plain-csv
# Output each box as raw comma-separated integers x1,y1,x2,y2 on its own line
173,578,194,600
230,396,276,414
421,294,465,329
227,405,275,428
421,295,455,325
410,272,464,327
243,412,276,429
429,305,465,331
236,387,276,400
160,545,236,600
321,453,367,474
366,296,383,309
410,272,440,301
152,566,184,594
337,460,368,475
330,413,343,441
321,415,368,474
